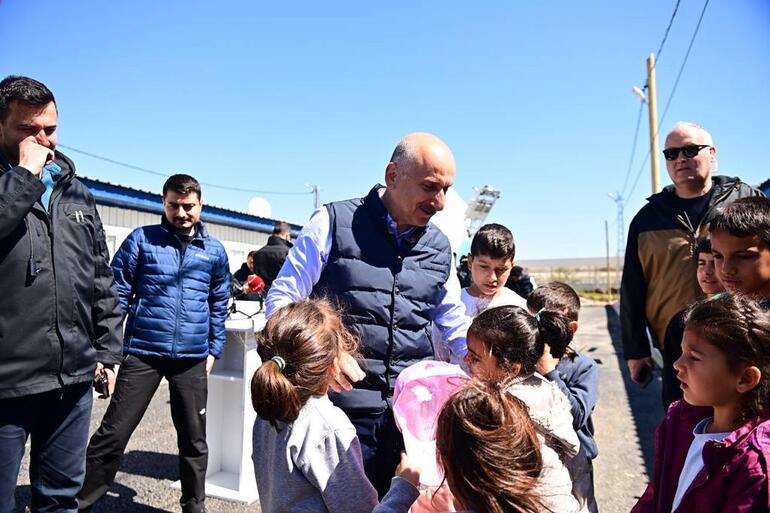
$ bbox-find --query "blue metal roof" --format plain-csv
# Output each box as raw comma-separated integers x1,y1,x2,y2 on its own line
80,177,302,236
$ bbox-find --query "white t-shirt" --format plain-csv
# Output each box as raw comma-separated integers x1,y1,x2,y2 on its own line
460,287,528,317
670,417,730,512
433,287,527,361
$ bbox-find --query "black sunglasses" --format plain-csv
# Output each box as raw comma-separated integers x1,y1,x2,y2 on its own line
663,144,710,161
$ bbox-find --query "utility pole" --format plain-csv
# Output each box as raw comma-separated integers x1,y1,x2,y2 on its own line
608,192,625,270
306,183,320,210
605,220,612,303
646,53,661,194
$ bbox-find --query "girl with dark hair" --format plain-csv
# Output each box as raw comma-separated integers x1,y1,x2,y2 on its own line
251,299,420,513
435,380,545,513
464,305,580,513
632,294,770,513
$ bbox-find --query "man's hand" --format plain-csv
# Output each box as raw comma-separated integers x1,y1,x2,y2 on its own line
328,352,365,393
18,136,54,177
95,362,117,397
627,357,654,385
206,354,216,375
536,344,559,376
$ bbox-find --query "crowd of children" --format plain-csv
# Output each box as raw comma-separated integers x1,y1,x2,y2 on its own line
248,195,770,513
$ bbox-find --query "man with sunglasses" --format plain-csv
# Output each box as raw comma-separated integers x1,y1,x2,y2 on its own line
620,122,764,408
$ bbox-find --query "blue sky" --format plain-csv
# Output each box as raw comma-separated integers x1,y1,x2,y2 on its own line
1,0,768,259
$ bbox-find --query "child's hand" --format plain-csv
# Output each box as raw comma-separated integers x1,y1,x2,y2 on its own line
395,452,420,487
536,344,559,375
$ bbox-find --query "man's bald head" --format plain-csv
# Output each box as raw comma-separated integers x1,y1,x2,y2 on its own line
665,122,714,147
383,132,457,230
389,132,456,178
664,121,717,198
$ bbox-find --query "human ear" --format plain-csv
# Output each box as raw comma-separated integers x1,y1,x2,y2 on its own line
569,321,579,334
736,366,761,394
385,162,399,187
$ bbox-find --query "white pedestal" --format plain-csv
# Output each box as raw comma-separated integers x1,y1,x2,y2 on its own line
172,301,266,504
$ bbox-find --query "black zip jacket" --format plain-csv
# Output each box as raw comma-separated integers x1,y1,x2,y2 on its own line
620,175,763,360
252,235,292,288
0,152,123,399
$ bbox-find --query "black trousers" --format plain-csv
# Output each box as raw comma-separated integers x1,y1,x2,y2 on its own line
77,354,208,513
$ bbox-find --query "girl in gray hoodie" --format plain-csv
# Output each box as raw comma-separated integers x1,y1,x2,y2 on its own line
251,299,420,513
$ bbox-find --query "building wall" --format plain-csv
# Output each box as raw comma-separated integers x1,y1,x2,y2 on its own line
97,204,272,273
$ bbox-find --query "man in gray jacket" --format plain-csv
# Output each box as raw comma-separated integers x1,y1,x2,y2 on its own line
0,76,123,512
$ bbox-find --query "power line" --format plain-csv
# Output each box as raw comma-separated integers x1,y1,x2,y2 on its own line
658,0,710,124
624,0,710,203
654,0,682,66
635,0,683,91
58,143,312,196
620,101,645,199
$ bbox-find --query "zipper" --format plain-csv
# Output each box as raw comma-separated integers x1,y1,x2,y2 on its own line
384,225,402,399
47,182,66,386
694,181,739,238
172,235,186,359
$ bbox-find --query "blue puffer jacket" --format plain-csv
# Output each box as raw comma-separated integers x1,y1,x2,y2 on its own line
112,217,231,359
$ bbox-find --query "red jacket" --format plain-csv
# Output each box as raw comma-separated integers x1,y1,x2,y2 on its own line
632,401,770,513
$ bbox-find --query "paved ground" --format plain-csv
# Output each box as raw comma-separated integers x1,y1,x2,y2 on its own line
15,303,663,512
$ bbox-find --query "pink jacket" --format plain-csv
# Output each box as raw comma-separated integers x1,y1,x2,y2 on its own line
632,401,770,513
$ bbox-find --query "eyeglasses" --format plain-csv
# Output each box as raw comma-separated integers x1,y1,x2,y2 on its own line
663,144,710,161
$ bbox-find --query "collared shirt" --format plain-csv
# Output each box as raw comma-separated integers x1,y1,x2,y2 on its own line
266,206,470,362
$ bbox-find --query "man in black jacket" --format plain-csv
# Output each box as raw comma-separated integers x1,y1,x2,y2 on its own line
252,222,293,289
620,122,763,406
0,76,123,512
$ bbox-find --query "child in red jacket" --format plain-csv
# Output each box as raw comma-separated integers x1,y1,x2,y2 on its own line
631,293,770,513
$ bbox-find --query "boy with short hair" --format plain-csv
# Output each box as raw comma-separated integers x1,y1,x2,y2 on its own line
710,196,770,302
528,282,599,513
462,223,526,315
432,223,525,361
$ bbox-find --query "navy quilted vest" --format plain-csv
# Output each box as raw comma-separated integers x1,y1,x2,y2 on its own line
313,186,451,414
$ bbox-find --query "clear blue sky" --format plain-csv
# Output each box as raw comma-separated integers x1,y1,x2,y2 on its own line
2,0,768,259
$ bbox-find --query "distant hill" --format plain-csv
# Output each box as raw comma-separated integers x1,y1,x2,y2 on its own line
518,256,621,270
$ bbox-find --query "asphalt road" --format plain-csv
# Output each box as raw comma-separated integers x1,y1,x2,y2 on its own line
15,303,663,512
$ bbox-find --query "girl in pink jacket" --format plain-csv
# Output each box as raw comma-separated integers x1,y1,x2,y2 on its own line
632,294,770,513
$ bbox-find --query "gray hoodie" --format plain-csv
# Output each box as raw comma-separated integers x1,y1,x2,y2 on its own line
252,395,419,513
507,373,581,513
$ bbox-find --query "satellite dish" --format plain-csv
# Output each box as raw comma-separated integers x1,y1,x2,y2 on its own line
248,197,272,218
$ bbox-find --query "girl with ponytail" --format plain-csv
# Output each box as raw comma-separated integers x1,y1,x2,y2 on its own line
251,299,420,513
463,305,581,513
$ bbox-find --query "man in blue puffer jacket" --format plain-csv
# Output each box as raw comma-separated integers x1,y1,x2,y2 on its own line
77,174,230,513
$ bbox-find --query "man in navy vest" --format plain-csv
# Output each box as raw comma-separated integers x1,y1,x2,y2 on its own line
266,132,470,496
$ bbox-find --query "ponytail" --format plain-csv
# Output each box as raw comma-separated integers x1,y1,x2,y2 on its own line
251,357,303,425
250,299,359,426
535,309,575,360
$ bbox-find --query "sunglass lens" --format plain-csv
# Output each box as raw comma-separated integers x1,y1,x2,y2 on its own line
663,148,678,161
681,145,701,158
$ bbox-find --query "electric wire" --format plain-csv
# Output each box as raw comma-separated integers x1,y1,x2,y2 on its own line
58,143,312,196
624,0,710,203
620,101,645,199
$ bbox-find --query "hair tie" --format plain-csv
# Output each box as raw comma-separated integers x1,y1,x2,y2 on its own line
270,355,286,371
534,308,546,324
